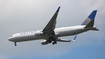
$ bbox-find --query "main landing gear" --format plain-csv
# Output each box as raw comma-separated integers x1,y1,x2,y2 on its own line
48,36,57,45
52,41,57,45
14,42,17,46
47,39,57,45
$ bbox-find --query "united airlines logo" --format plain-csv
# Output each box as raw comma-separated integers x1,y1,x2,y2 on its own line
20,31,36,35
81,18,91,25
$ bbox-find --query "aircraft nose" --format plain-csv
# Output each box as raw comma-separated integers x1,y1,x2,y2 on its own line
8,37,13,41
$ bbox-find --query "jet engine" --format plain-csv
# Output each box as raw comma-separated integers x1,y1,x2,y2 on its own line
41,40,48,45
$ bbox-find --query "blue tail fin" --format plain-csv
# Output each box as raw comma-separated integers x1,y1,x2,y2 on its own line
81,10,97,28
88,10,97,20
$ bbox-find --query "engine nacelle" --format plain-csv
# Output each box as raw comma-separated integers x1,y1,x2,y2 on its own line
35,31,43,36
41,40,48,45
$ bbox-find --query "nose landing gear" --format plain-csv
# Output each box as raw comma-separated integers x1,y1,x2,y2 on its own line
14,42,17,46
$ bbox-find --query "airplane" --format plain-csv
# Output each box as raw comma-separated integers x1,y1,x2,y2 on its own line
8,6,99,46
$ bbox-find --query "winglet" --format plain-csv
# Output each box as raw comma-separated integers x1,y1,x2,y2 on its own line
56,6,60,13
73,35,77,41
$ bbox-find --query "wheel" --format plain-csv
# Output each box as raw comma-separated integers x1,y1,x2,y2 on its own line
52,41,57,45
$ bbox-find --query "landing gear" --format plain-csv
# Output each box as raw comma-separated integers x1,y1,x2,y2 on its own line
48,31,57,45
47,38,52,43
48,36,57,45
52,41,57,45
14,42,17,46
47,38,57,45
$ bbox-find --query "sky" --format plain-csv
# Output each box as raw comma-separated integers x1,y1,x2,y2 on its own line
0,0,105,59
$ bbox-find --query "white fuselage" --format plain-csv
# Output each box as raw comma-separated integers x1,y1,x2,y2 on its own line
8,25,96,42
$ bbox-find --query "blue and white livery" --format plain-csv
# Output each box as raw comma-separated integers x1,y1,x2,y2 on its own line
8,7,99,46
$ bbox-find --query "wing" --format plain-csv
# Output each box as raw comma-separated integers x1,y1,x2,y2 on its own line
56,35,77,42
43,7,60,33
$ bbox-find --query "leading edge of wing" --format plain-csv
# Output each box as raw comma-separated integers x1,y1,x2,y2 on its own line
43,6,60,32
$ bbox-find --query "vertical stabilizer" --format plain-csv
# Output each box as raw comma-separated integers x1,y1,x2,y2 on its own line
81,10,97,28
